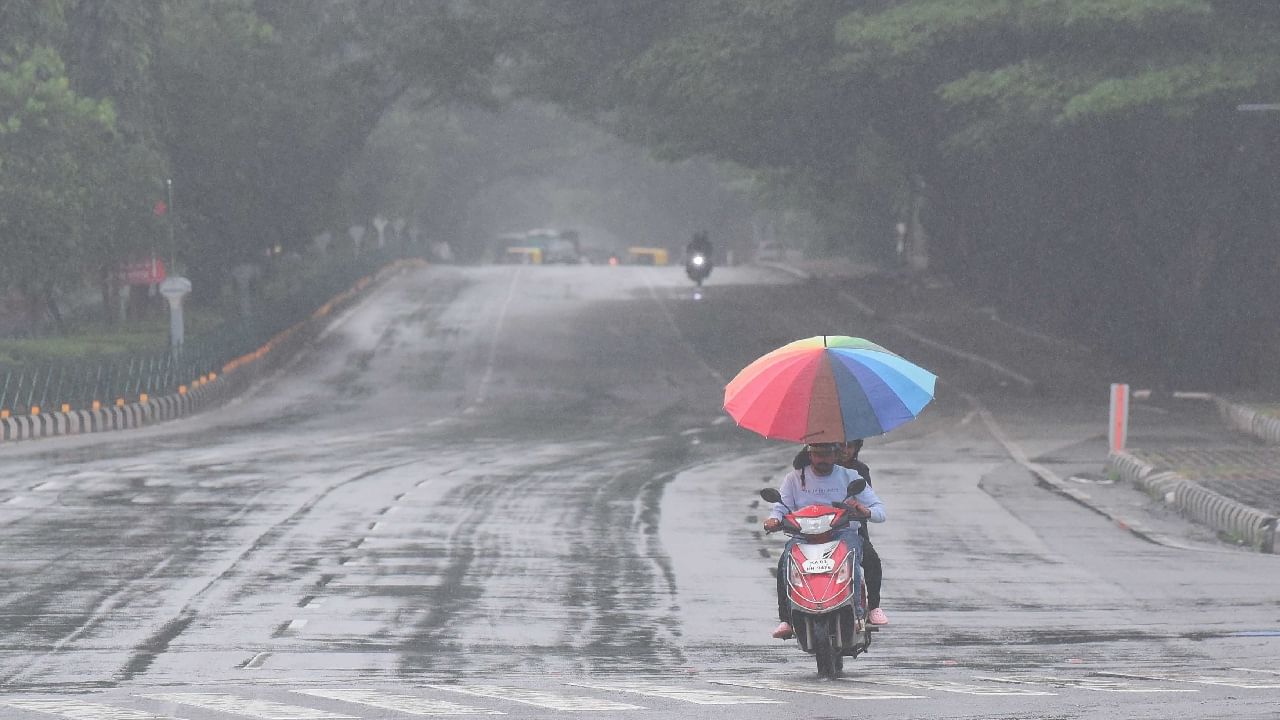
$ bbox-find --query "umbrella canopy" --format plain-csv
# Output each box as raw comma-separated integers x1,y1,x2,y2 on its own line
723,335,936,442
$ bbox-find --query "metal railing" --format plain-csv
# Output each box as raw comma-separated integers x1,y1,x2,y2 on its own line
0,248,406,416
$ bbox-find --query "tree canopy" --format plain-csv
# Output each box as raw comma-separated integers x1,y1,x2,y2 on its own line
3,0,1280,387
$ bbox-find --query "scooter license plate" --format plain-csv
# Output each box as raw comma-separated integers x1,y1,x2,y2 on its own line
802,558,835,574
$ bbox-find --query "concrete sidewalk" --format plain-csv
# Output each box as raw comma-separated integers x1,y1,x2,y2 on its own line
1108,397,1280,553
765,259,1280,554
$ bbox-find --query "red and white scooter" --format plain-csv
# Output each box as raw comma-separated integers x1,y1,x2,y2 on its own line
761,487,873,678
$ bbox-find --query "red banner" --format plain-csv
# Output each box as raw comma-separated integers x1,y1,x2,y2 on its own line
119,257,167,285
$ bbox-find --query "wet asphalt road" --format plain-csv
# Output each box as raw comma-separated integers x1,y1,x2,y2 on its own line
0,264,1277,719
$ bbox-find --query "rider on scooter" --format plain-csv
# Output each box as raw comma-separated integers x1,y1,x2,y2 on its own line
792,439,889,627
764,442,886,639
686,230,712,260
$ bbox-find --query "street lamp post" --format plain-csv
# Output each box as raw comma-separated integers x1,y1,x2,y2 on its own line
167,178,176,269
160,177,191,360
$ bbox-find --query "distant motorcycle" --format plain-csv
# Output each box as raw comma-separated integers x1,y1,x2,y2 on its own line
761,487,873,678
685,252,712,287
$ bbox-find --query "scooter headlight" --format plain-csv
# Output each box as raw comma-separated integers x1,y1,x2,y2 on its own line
796,514,835,535
691,255,706,266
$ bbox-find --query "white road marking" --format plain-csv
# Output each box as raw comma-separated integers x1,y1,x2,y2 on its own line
639,267,725,385
474,268,522,406
2,700,174,719
296,689,504,715
710,678,923,700
284,619,308,632
975,674,1197,693
243,652,271,670
428,685,645,711
566,680,783,705
1098,671,1280,689
854,677,1055,696
142,693,355,719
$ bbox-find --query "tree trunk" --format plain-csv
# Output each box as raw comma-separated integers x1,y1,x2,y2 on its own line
43,282,65,335
905,172,929,272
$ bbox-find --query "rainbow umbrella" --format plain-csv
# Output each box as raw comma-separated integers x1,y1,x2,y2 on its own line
723,336,936,442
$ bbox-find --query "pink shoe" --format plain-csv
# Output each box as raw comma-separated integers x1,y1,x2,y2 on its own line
771,621,794,639
867,608,889,626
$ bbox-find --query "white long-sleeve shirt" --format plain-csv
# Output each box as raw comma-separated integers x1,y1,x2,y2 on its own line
769,464,886,523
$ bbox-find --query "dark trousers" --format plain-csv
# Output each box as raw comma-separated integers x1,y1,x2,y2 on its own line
776,537,882,622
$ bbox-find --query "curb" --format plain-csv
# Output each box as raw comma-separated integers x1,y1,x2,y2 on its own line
1107,450,1277,553
1213,396,1280,445
0,258,424,447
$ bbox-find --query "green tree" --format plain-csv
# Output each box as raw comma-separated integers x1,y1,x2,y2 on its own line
155,0,503,295
0,45,118,331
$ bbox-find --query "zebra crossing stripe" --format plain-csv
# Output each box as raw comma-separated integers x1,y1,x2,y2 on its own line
2,700,173,719
295,689,504,715
1097,671,1280,690
974,675,1197,693
709,678,924,700
851,677,1055,696
427,685,645,711
565,680,784,704
141,693,356,719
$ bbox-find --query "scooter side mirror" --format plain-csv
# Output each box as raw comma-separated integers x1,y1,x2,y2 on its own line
847,478,867,496
759,488,782,503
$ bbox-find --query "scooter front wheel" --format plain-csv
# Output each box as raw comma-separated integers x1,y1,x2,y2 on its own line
811,616,840,678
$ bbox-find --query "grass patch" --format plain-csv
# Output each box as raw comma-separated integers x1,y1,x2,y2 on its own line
0,309,228,364
1254,404,1280,419
1,250,398,369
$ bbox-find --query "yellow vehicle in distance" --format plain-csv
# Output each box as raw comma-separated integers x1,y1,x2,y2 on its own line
493,229,581,264
503,246,543,264
625,247,669,266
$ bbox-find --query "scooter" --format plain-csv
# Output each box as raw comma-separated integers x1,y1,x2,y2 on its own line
761,487,873,678
685,252,711,287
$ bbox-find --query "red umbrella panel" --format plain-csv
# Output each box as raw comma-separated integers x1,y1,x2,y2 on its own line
724,336,937,442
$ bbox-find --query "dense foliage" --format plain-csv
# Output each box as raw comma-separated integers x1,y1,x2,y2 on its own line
502,0,1280,387
2,1,1279,387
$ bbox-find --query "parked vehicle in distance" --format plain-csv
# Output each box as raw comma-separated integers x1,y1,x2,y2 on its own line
493,228,582,264
545,237,581,264
527,229,582,264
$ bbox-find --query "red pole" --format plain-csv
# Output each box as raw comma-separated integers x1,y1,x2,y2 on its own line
1109,383,1129,452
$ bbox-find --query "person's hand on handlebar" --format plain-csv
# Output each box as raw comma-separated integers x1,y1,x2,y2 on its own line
844,500,871,519
763,517,782,532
